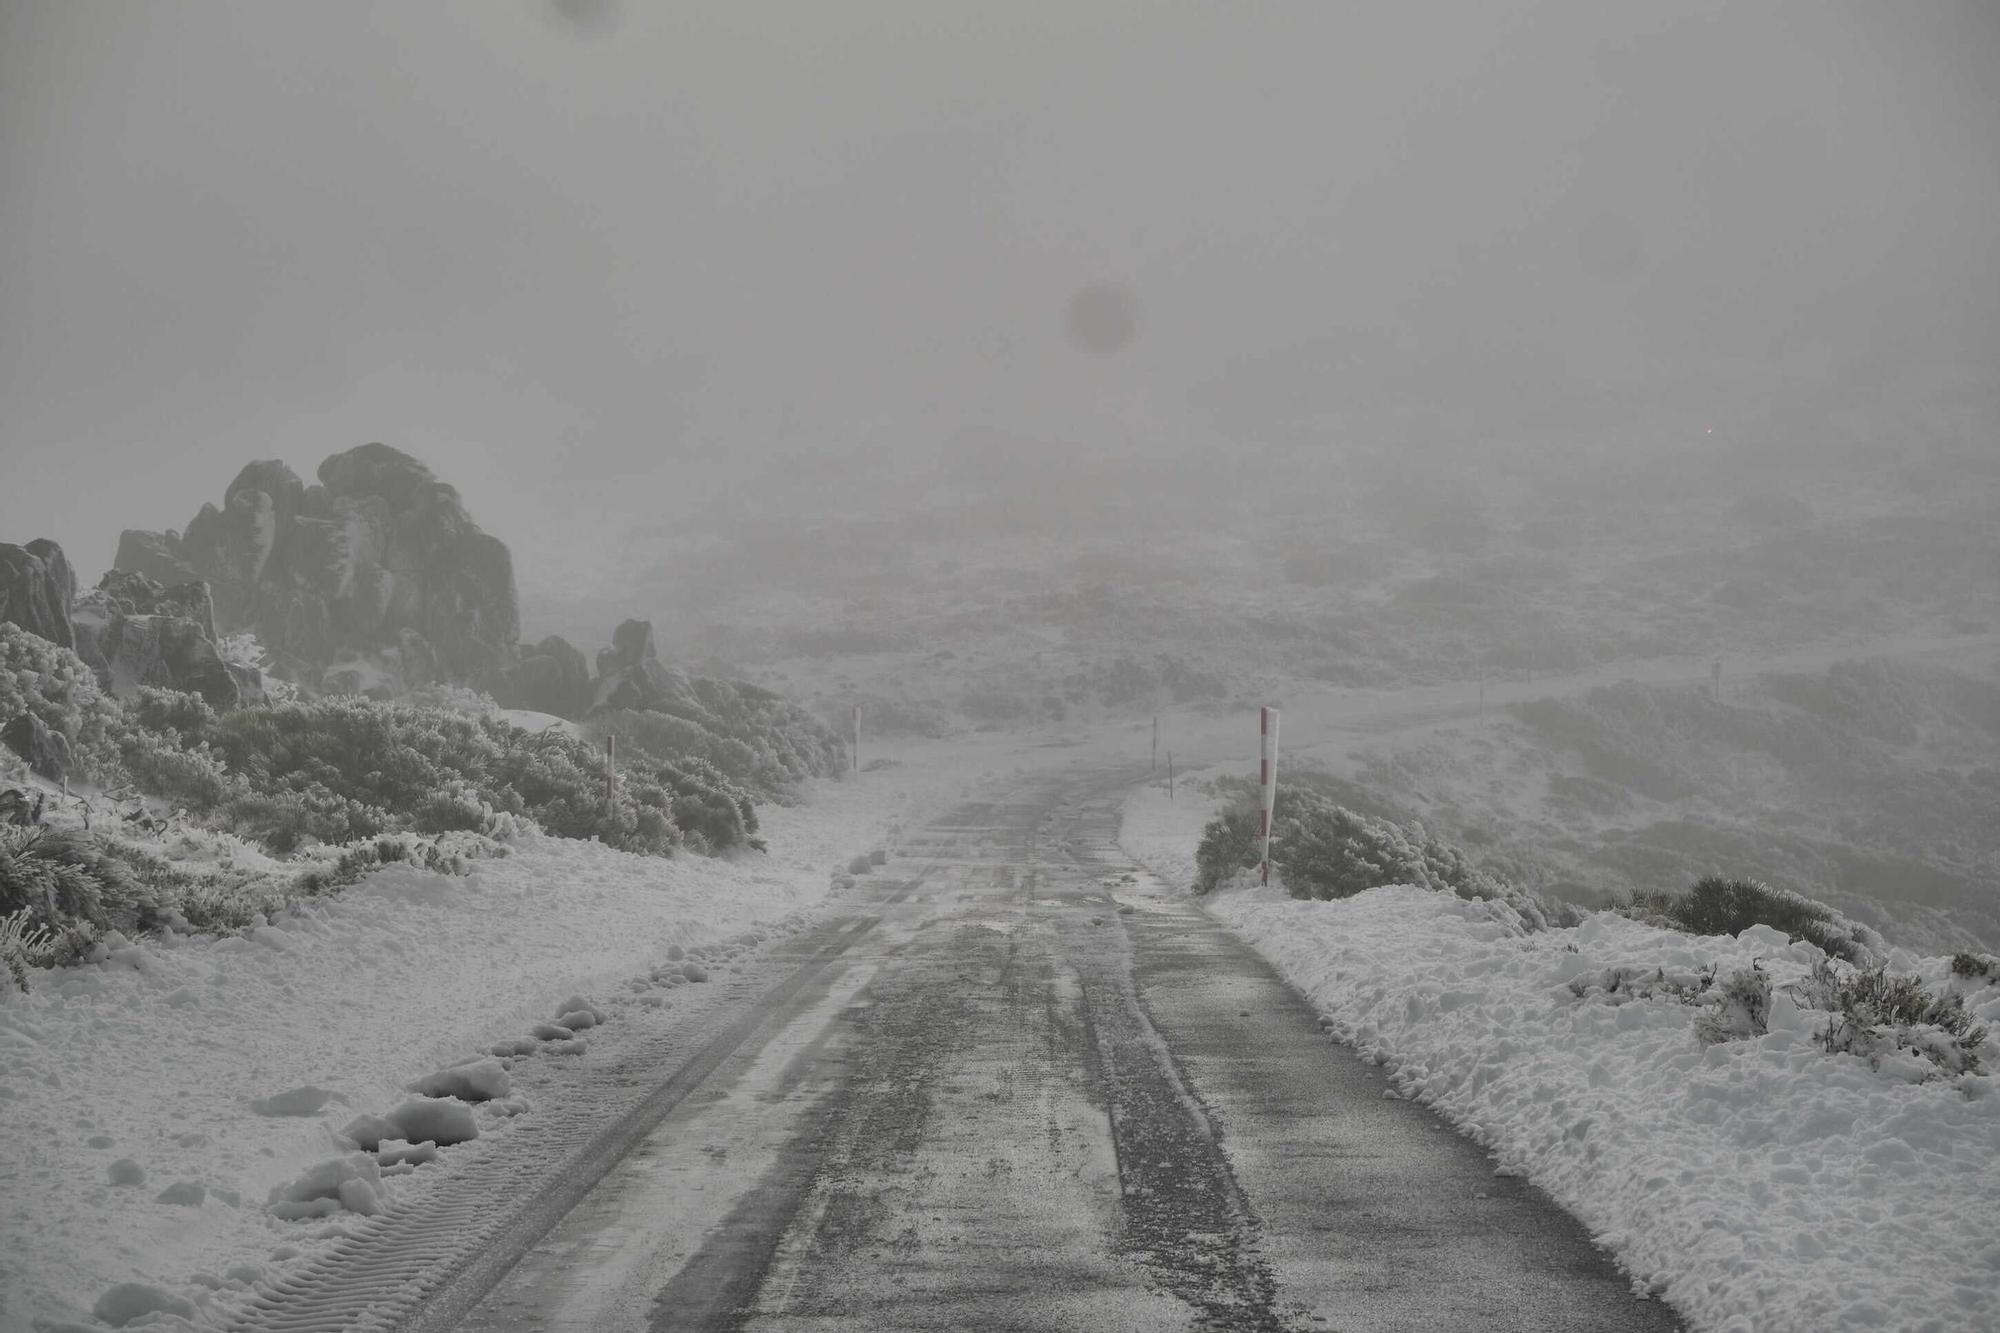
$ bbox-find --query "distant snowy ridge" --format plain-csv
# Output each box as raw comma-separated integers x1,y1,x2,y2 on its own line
1119,779,2000,1333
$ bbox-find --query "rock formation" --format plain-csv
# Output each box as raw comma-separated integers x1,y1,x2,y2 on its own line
1,539,256,712
0,539,77,650
71,570,257,710
114,444,520,693
503,635,594,719
590,620,695,714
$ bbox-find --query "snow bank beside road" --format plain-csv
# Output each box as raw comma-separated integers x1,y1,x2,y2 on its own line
0,765,922,1333
1120,780,2000,1333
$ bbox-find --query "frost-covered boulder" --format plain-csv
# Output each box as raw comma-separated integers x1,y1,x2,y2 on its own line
0,538,76,649
112,444,522,693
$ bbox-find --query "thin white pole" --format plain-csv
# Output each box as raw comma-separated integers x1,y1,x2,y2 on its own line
1259,706,1280,884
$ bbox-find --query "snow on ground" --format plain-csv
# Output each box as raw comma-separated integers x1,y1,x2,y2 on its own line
0,746,981,1333
1120,777,2000,1333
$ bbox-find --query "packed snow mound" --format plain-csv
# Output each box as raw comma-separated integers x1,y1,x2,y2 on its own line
266,1152,385,1221
249,1084,335,1116
555,994,607,1024
338,1113,400,1153
383,1096,479,1147
92,1280,195,1327
406,1057,510,1102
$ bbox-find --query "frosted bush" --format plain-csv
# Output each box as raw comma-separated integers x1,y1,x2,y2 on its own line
1801,961,1987,1079
0,622,123,779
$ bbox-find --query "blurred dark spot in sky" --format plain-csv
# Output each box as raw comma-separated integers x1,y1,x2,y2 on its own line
1064,283,1138,356
546,0,622,38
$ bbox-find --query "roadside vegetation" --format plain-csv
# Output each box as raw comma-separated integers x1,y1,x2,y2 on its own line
1625,875,1883,965
1193,767,1577,929
0,619,839,985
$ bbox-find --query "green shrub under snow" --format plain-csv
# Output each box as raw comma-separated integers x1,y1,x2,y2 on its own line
0,819,489,987
1197,779,1485,898
1627,875,1883,965
586,678,844,803
0,825,168,965
120,689,760,856
1796,960,1987,1078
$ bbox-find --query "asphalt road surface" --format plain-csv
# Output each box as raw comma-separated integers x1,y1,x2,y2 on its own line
242,767,1683,1333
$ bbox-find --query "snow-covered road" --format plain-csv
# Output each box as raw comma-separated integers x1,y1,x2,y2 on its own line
311,766,1676,1333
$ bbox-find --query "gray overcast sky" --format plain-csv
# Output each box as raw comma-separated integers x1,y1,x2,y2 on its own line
3,1,1997,588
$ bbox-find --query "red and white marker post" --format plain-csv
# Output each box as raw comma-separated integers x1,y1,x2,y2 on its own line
1259,705,1280,884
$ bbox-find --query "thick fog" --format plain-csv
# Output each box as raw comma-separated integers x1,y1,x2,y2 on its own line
3,0,1997,595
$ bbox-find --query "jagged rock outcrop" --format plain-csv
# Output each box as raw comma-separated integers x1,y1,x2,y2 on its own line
2,539,251,710
72,570,256,710
591,620,694,714
113,444,521,693
0,539,77,650
504,635,594,719
86,570,220,640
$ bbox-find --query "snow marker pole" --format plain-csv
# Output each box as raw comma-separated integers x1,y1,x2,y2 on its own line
1259,706,1279,885
852,704,861,773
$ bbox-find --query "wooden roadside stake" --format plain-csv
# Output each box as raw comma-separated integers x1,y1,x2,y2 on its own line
1259,706,1280,885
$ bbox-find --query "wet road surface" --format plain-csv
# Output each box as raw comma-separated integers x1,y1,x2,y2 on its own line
250,767,1682,1332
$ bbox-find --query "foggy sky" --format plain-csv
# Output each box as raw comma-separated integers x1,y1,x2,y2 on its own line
3,0,1996,593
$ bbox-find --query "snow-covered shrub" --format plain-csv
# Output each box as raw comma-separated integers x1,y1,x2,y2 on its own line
590,678,845,802
404,682,499,716
0,825,168,953
1197,782,1493,900
1808,963,1987,1079
0,904,59,991
113,689,759,856
1630,876,1882,965
217,631,299,701
1951,951,1999,983
0,621,123,779
1693,963,1771,1043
